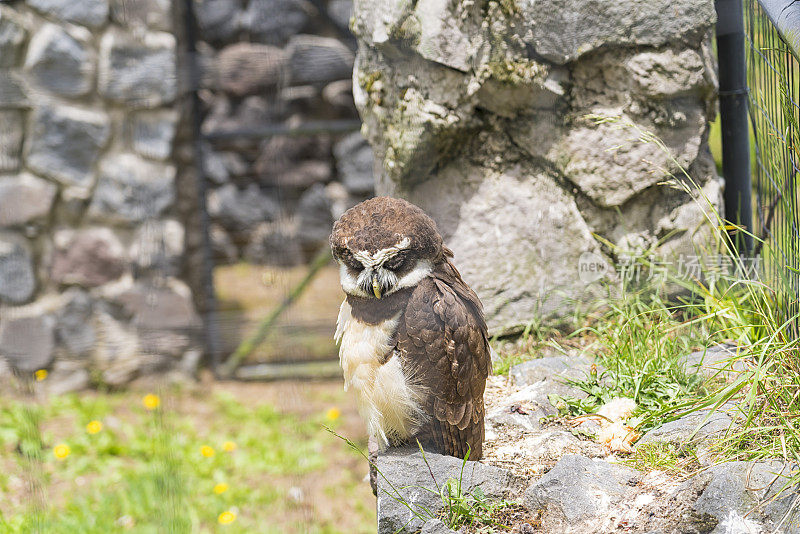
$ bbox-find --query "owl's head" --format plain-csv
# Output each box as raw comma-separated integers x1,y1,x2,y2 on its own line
330,197,444,299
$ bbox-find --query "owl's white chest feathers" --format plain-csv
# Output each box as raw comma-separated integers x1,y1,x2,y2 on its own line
335,300,423,447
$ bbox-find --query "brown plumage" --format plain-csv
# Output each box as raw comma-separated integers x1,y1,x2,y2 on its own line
331,197,490,461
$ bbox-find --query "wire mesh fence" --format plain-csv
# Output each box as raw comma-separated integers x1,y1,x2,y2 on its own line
744,0,800,336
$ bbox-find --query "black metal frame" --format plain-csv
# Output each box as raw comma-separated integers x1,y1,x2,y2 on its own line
716,0,755,254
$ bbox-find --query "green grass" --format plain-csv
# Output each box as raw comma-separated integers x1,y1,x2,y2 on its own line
0,385,373,533
547,286,717,433
623,441,700,477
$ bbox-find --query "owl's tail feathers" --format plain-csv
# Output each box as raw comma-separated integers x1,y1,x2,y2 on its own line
420,418,484,461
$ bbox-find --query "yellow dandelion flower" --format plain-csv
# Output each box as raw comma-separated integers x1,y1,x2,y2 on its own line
213,482,229,494
200,445,215,458
34,369,48,381
222,441,236,452
218,511,236,525
53,443,70,460
86,420,103,434
326,407,341,421
142,394,160,411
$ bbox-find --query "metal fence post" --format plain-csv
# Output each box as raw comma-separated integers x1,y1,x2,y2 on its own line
716,0,755,255
182,0,221,375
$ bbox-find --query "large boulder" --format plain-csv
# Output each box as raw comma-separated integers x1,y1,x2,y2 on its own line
351,0,720,330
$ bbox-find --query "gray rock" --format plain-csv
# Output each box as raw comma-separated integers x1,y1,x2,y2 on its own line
680,343,744,381
515,0,715,64
129,219,184,278
43,360,91,395
208,183,279,234
322,79,357,112
110,0,172,31
201,94,285,135
51,227,127,287
487,378,582,432
287,34,354,85
0,172,58,227
0,8,27,68
509,354,594,387
245,0,309,46
88,153,176,223
217,42,286,96
334,131,374,194
98,30,177,107
245,221,304,266
524,455,638,523
397,163,611,331
0,110,23,172
26,0,109,29
420,519,456,534
263,160,332,189
545,108,706,208
195,0,242,42
55,288,95,357
0,72,28,107
327,0,353,29
0,306,55,372
0,232,35,304
112,279,201,330
24,24,94,98
377,447,512,534
695,461,800,534
131,109,178,161
637,409,733,447
296,183,333,251
203,147,247,185
210,224,238,263
92,308,140,369
26,104,111,187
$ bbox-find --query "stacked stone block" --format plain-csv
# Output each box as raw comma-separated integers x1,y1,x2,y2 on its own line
0,0,199,390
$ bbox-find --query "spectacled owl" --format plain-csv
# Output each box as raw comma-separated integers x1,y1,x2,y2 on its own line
331,196,490,461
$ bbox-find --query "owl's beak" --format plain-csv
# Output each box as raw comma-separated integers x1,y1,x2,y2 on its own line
372,274,382,299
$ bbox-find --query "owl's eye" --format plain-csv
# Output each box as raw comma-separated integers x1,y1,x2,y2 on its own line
339,250,363,271
383,253,407,271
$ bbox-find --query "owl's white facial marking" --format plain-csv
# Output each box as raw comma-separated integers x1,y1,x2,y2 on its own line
392,259,433,292
336,237,431,298
351,237,411,268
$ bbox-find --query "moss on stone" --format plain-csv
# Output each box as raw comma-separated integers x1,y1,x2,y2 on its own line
482,58,544,85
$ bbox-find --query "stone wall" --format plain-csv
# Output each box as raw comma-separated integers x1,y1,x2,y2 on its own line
0,0,374,388
0,0,200,390
351,0,723,331
189,0,374,267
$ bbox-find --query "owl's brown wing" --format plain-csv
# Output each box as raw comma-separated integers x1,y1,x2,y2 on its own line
400,260,490,460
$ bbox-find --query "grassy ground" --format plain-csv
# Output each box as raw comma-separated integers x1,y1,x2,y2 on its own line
0,378,374,533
